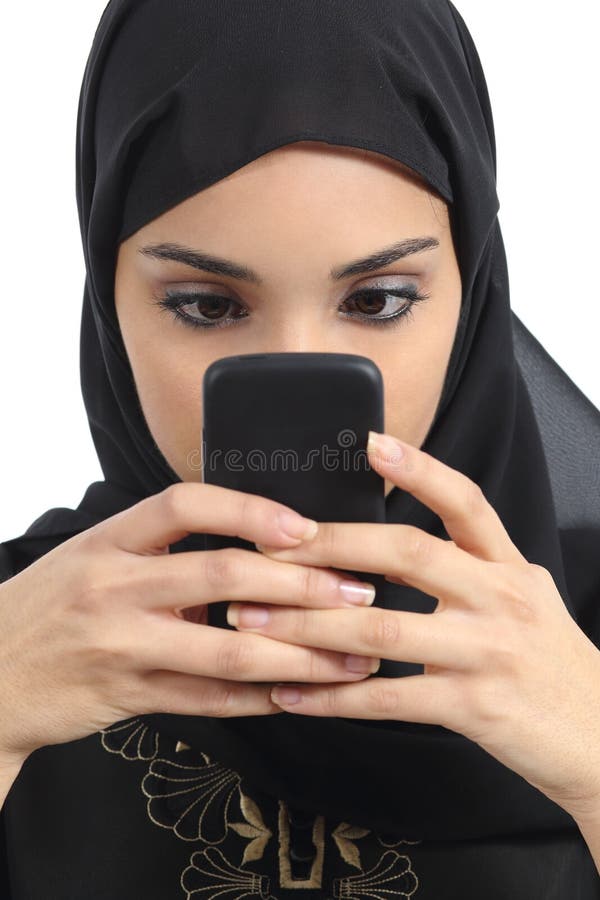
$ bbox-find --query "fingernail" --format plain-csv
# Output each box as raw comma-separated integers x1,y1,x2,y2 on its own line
271,685,302,705
277,510,319,541
227,604,270,628
345,654,381,674
367,431,405,464
338,581,376,606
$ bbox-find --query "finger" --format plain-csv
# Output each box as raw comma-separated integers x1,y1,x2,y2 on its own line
367,431,526,564
135,616,381,683
255,524,502,612
227,604,485,672
137,670,284,717
269,672,460,725
99,482,320,555
110,547,377,614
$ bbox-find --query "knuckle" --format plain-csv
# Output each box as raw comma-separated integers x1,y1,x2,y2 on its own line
315,521,336,558
160,482,183,520
366,681,402,716
73,559,131,615
68,556,147,624
214,635,255,679
463,676,506,728
528,563,554,588
305,645,334,682
495,572,523,605
513,593,540,625
318,684,341,715
205,684,238,718
495,569,539,624
88,626,138,673
478,627,520,673
303,648,321,681
72,570,111,615
363,609,401,652
160,482,189,521
402,525,433,566
298,564,321,605
238,491,276,536
464,478,487,517
72,579,101,614
202,548,244,592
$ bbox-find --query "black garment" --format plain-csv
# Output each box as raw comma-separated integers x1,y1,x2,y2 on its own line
0,694,599,899
1,0,600,895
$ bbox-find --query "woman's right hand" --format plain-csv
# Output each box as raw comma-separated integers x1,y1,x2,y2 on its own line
0,482,379,774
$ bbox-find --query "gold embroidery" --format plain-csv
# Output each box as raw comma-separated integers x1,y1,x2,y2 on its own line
100,717,159,760
332,822,371,870
230,789,273,864
180,845,276,899
98,725,423,897
375,832,422,849
277,799,325,889
333,850,420,898
141,754,240,843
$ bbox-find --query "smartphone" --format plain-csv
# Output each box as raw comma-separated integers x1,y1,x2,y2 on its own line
201,352,388,641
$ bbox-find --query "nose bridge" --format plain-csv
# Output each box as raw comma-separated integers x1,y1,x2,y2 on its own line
258,310,338,354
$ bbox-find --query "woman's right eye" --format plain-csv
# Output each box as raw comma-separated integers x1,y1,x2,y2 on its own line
153,291,249,330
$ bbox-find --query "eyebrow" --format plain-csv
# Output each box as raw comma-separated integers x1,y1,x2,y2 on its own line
137,236,440,285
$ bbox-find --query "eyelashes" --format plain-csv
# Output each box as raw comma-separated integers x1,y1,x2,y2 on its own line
151,285,432,332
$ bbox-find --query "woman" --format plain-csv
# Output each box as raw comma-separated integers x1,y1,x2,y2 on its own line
1,0,600,896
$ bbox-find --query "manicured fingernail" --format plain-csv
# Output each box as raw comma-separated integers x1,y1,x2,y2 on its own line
227,604,270,628
277,510,319,541
367,431,405,463
338,581,376,606
345,654,381,674
271,685,302,706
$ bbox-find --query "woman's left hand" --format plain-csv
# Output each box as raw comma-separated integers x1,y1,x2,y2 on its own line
225,430,600,824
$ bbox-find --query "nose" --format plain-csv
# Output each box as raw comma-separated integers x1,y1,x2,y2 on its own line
254,318,341,355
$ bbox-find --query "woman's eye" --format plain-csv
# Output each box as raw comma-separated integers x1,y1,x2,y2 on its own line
345,285,429,325
154,292,248,330
153,285,431,331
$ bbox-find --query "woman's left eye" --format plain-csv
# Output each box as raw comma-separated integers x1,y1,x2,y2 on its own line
152,285,431,331
341,286,431,328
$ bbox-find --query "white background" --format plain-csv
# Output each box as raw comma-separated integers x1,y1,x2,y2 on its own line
0,2,598,539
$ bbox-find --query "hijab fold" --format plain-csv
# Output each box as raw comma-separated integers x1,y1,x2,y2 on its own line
2,0,599,842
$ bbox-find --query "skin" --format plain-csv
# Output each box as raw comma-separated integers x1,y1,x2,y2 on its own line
114,140,462,496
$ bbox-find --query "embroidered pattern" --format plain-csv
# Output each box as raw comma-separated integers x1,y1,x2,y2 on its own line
142,753,241,843
181,847,277,899
99,717,421,898
332,851,419,899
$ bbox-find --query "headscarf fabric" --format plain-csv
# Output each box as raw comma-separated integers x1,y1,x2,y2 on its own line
2,0,600,848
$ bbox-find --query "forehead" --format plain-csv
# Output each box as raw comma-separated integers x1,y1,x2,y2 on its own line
229,140,449,213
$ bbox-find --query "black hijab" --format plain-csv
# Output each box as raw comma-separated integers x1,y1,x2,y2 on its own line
2,0,599,844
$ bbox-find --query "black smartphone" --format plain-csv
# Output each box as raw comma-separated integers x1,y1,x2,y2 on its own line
201,352,387,636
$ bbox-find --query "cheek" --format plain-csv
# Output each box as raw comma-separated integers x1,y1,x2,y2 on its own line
145,368,201,467
124,332,208,480
380,298,461,446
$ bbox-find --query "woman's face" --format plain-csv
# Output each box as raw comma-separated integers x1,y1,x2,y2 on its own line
115,141,462,497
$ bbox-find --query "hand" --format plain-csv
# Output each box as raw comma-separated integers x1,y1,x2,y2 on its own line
225,430,600,824
0,483,379,769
